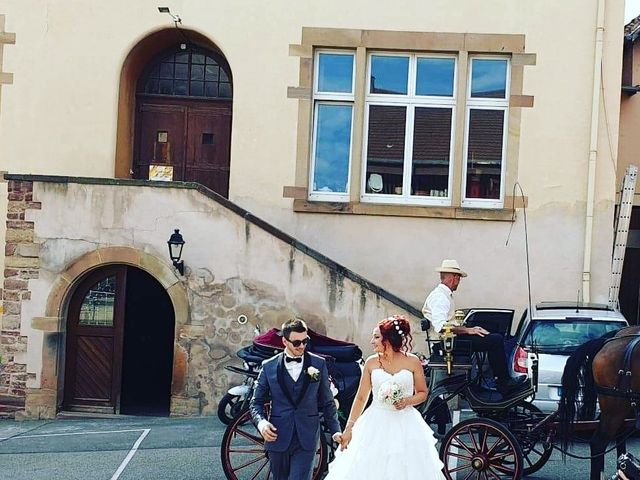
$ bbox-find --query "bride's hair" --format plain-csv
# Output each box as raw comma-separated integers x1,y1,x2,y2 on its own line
378,315,413,353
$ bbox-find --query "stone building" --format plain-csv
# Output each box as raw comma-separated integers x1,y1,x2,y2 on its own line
0,1,626,418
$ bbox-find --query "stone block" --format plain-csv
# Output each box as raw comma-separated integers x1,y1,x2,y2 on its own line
5,229,33,243
45,276,71,317
16,243,40,258
170,395,200,416
3,301,20,315
61,250,101,282
4,278,28,290
1,315,21,331
97,246,140,267
4,256,39,269
138,252,178,289
31,317,61,332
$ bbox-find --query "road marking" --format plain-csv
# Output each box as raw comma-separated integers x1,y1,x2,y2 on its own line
8,429,147,439
110,429,151,480
449,410,461,480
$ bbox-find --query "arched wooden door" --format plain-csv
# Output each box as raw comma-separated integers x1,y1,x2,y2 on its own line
133,46,233,197
63,266,126,413
63,265,176,414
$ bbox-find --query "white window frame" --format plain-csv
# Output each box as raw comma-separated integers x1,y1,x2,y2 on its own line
461,55,511,209
309,50,356,202
361,52,457,206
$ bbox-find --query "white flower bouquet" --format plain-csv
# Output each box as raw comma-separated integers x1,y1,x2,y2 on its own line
377,380,404,406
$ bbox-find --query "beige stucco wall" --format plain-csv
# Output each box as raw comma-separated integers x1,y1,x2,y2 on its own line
0,1,625,321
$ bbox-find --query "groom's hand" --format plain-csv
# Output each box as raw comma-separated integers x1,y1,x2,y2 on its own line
258,421,278,442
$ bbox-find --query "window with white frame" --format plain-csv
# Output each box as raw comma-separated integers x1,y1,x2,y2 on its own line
363,53,457,205
308,50,510,209
309,51,356,201
462,57,510,207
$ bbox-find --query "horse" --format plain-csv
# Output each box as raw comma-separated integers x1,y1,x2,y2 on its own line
557,325,640,480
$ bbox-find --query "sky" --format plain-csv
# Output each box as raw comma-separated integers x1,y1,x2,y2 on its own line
627,0,640,23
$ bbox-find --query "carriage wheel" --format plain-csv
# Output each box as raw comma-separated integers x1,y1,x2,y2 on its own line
440,417,523,480
220,409,327,480
501,401,552,476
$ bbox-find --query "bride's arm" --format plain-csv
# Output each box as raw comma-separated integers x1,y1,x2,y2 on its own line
340,358,374,449
396,356,428,409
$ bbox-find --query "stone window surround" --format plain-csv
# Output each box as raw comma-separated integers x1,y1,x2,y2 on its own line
285,27,535,221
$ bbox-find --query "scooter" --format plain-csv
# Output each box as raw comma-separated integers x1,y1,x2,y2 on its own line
218,321,263,425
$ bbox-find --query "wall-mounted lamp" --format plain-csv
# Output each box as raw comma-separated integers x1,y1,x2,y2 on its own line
167,229,185,275
158,6,182,25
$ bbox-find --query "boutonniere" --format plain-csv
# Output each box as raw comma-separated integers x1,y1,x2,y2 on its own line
306,366,320,382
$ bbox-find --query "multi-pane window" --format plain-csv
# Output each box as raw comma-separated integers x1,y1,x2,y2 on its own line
309,50,510,209
138,48,232,99
309,51,355,201
364,53,456,204
463,57,510,207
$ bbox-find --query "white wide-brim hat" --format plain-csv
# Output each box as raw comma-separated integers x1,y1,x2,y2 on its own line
435,259,467,277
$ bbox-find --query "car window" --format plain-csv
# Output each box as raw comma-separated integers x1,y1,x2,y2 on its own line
523,320,625,351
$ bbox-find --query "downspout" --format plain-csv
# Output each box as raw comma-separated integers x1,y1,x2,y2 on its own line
582,0,606,302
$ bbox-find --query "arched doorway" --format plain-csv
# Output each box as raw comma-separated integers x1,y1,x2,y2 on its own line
63,265,175,415
133,45,233,197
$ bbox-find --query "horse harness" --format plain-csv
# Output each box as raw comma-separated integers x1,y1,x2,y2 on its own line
595,334,640,427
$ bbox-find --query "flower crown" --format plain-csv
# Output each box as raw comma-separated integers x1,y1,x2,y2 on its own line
388,315,406,336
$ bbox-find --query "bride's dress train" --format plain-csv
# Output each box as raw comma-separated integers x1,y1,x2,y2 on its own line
325,368,446,480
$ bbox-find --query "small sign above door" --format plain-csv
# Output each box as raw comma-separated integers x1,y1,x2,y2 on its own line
149,165,174,182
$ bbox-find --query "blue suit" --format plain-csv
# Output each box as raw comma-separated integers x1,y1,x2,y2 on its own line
250,351,340,480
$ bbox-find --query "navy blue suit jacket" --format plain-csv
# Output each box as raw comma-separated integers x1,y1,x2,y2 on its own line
250,351,340,452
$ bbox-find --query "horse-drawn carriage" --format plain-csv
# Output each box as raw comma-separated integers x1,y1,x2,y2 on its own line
219,315,640,480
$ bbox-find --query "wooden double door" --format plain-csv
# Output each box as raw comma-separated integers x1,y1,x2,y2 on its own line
63,265,175,414
133,96,232,197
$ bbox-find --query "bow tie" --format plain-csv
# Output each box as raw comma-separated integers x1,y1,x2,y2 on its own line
285,356,302,363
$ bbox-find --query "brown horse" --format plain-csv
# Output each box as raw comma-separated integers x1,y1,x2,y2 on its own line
557,325,640,480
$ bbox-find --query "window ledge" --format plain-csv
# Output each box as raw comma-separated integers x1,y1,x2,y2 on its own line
293,199,516,221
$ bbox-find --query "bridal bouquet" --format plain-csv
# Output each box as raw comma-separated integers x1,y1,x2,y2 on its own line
377,381,404,406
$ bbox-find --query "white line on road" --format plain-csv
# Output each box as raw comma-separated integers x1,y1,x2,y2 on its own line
110,428,151,480
7,429,147,440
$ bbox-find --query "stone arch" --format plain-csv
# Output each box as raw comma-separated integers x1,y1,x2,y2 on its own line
114,27,230,179
43,246,189,416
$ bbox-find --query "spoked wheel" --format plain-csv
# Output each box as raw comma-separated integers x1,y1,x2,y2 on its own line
221,410,327,480
440,417,523,479
500,401,552,476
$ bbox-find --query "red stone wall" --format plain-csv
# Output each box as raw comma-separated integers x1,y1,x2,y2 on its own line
1,180,40,417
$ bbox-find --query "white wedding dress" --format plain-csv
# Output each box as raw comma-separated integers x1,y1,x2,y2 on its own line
325,368,446,480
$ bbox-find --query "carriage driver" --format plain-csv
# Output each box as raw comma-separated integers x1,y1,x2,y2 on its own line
422,259,528,397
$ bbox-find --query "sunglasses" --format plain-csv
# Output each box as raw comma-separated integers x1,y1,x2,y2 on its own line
286,337,310,347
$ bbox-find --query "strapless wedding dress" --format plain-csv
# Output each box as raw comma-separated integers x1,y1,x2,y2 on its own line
325,368,445,479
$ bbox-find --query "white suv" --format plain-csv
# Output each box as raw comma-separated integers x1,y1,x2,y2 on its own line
510,302,628,412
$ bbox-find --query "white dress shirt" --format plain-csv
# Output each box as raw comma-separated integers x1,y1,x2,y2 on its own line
284,353,304,382
421,283,455,334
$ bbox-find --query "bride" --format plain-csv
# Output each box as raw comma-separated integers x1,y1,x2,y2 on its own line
325,315,445,480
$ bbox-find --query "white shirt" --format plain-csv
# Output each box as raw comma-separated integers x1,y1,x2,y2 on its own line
284,353,304,382
421,283,455,334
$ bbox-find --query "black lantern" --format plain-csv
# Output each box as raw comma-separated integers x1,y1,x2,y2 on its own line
167,229,185,275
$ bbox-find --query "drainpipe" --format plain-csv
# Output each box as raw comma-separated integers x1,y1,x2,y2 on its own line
582,0,606,302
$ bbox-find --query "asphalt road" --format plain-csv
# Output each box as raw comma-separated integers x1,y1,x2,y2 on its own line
0,413,637,479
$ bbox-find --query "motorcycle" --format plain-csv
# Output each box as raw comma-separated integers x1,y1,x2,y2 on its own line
218,322,263,425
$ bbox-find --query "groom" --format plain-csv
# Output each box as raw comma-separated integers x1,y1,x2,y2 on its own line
250,318,342,480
